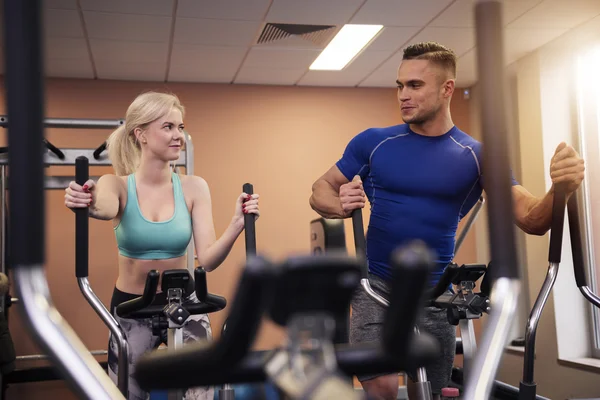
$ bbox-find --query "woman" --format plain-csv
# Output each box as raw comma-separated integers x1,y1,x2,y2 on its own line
64,91,259,400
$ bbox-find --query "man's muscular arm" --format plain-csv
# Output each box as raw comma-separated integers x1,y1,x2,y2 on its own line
310,166,365,219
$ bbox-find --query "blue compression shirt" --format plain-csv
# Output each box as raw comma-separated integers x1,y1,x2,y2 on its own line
336,124,518,286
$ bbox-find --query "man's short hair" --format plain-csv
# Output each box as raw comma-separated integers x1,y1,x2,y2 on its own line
402,41,457,79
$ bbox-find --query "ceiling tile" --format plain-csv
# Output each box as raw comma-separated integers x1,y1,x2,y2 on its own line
366,26,421,51
173,18,262,46
429,0,544,28
96,61,165,81
234,67,306,85
44,0,77,9
46,58,94,79
177,0,271,21
45,37,89,60
84,11,171,42
80,0,174,16
351,0,454,26
357,51,404,87
45,9,84,38
266,0,365,25
242,47,321,69
90,39,168,64
504,27,568,64
455,48,477,87
408,27,475,57
168,44,247,83
509,0,600,29
298,49,393,86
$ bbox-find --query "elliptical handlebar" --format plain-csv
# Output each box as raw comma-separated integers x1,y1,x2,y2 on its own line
243,183,257,256
115,271,160,318
567,190,600,308
75,156,89,278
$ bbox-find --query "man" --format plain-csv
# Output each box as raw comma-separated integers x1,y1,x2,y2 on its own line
309,42,585,400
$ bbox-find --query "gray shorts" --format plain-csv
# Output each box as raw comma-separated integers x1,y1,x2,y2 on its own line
349,273,456,394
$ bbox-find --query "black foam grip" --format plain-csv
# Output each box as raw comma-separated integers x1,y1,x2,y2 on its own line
519,381,538,399
43,138,65,160
194,267,208,302
134,256,274,391
115,270,159,318
92,142,107,160
134,335,440,389
425,263,457,302
5,0,45,268
548,185,567,263
567,191,587,287
75,156,89,278
204,294,227,310
351,209,368,279
242,183,256,256
383,241,434,359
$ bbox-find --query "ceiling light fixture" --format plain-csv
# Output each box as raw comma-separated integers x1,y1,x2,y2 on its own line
309,24,383,71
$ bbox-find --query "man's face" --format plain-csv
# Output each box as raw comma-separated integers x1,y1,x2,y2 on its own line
396,59,453,124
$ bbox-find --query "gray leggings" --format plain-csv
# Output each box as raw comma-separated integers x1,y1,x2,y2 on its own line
108,287,214,400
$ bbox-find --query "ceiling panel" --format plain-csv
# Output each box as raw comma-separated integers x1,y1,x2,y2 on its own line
45,37,89,60
298,49,393,86
45,37,93,78
242,47,321,69
79,0,174,16
46,58,94,79
95,61,166,81
168,44,247,83
234,67,306,85
366,26,421,51
455,48,477,87
504,27,568,64
429,0,544,28
351,0,453,26
45,9,84,38
173,18,261,46
84,11,171,42
90,40,168,64
408,27,475,57
509,0,600,29
177,0,272,21
358,51,404,87
44,0,77,9
266,0,365,25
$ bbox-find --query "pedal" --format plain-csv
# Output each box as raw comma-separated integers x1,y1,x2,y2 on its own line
164,303,190,327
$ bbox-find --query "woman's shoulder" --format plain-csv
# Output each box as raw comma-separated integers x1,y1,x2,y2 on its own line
179,174,210,196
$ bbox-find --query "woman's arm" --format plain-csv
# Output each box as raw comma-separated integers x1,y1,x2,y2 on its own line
65,174,121,221
189,176,259,272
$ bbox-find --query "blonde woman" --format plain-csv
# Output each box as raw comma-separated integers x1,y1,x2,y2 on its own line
64,91,259,399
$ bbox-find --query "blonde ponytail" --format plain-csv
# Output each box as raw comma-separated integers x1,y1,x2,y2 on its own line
106,91,185,176
106,125,141,176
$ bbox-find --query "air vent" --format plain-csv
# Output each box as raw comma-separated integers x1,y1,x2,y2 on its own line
256,23,337,48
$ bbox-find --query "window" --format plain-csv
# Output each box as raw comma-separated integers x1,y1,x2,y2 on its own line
574,44,600,358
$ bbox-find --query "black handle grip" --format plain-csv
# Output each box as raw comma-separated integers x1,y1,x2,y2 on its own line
351,209,368,279
567,191,587,287
548,185,567,263
426,263,458,302
243,183,256,257
75,156,89,278
93,141,107,160
116,270,160,318
43,138,65,160
382,240,434,359
194,267,208,302
204,293,227,310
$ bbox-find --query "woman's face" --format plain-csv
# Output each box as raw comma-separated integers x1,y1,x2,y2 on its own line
139,108,185,162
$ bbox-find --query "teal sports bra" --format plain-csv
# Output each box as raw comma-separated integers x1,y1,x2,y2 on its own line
114,173,192,260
